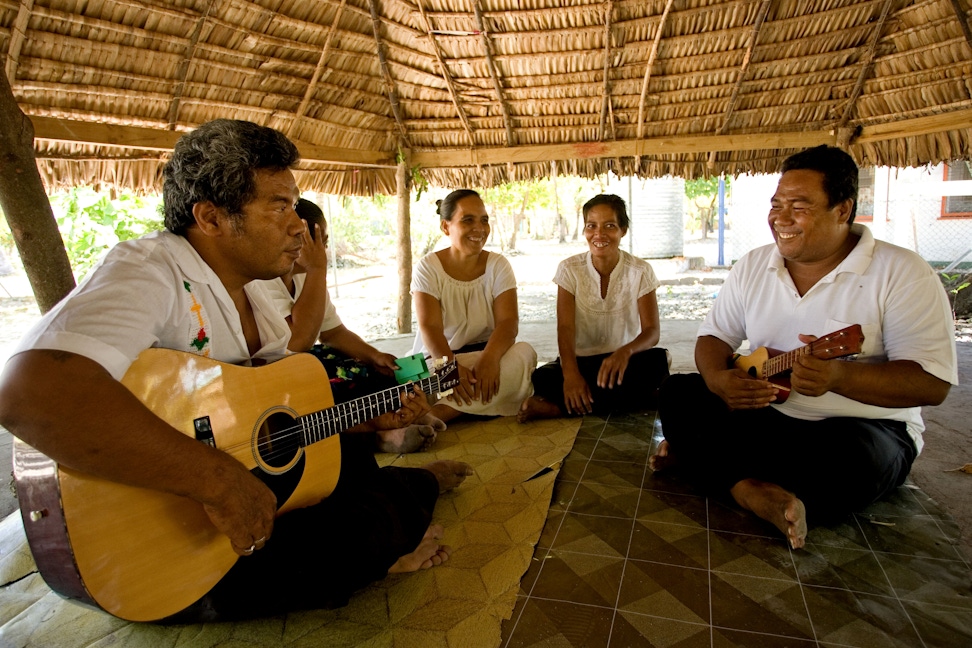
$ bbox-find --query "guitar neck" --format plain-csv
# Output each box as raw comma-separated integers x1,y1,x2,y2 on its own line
298,373,441,446
762,325,862,377
764,344,810,377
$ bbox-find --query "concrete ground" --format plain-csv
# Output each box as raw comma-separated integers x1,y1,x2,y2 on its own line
0,319,968,561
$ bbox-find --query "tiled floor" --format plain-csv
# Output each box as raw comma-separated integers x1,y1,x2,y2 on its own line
501,412,972,647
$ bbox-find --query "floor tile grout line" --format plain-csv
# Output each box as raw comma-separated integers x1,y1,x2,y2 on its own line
605,410,652,647
852,512,930,648
787,540,821,645
901,484,971,567
501,414,608,648
623,606,837,646
531,543,972,609
805,540,971,564
703,495,717,648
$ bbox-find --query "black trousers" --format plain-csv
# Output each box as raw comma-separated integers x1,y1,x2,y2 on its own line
171,351,439,621
657,373,917,525
531,347,670,416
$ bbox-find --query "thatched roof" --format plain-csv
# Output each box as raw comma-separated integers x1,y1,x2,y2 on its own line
3,0,972,195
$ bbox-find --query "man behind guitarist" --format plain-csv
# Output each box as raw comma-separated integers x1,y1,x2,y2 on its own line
650,145,957,549
0,119,472,619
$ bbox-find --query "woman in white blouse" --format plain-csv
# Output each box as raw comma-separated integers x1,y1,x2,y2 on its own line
518,194,670,421
412,190,537,422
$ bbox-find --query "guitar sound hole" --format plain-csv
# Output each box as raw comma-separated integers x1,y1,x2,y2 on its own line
747,367,758,378
257,412,301,469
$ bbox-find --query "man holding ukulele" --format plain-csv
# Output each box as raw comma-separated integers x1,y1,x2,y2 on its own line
651,145,957,549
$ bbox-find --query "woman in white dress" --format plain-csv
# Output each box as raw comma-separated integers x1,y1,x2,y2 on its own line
518,194,670,421
411,190,537,422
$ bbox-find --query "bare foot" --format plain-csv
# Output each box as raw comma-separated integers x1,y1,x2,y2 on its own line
730,478,808,549
422,459,475,492
516,396,563,423
415,413,447,433
430,403,461,424
648,439,678,472
388,524,452,573
376,424,436,454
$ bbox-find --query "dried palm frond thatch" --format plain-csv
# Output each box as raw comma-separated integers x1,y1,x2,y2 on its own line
1,0,970,195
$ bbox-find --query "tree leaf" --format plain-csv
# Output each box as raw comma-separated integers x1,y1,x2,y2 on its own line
944,463,972,474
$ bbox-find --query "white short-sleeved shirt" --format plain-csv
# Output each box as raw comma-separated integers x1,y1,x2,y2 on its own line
10,231,293,380
410,251,517,355
263,273,343,334
699,224,958,452
554,250,660,356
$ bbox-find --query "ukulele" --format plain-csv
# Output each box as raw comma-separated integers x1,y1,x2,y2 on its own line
732,324,864,403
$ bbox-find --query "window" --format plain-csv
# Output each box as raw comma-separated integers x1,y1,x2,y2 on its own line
857,167,874,222
943,161,972,218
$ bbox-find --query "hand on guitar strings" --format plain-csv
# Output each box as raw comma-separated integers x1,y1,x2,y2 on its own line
200,452,276,557
710,368,779,411
371,384,431,431
790,335,844,398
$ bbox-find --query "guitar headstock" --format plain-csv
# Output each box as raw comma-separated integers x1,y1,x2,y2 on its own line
431,357,461,398
811,324,864,360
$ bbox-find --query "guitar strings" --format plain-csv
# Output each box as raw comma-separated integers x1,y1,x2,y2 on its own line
205,375,445,464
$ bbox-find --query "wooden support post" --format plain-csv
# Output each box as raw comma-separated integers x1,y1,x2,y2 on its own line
396,159,412,334
0,71,75,313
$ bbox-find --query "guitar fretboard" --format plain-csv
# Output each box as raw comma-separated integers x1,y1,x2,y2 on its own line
762,329,858,378
298,373,442,445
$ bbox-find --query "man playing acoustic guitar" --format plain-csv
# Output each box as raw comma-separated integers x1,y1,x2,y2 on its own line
0,119,473,620
650,145,957,549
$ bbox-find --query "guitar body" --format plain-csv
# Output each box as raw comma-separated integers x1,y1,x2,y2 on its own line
14,350,340,622
731,325,865,405
733,346,792,402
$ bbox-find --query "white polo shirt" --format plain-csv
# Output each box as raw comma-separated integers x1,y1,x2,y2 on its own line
11,230,293,380
699,224,958,452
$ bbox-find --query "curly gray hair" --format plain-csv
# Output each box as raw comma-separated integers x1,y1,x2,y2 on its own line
162,120,300,235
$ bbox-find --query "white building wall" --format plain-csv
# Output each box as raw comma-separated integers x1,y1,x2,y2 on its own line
727,165,972,267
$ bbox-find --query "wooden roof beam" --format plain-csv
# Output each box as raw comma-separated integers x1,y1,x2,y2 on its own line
836,0,897,146
3,0,34,84
409,107,972,168
472,0,516,147
288,0,347,139
415,0,475,147
636,0,675,140
949,0,972,52
598,0,616,141
29,116,397,167
27,105,972,175
166,0,216,131
367,0,410,148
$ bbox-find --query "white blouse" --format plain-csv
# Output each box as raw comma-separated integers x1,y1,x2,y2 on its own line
554,250,660,356
410,251,517,355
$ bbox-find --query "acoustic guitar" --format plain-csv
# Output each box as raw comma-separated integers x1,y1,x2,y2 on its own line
732,324,864,403
13,349,459,622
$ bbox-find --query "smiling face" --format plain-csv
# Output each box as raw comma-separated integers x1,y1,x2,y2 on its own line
442,195,490,255
768,169,853,267
584,203,626,261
